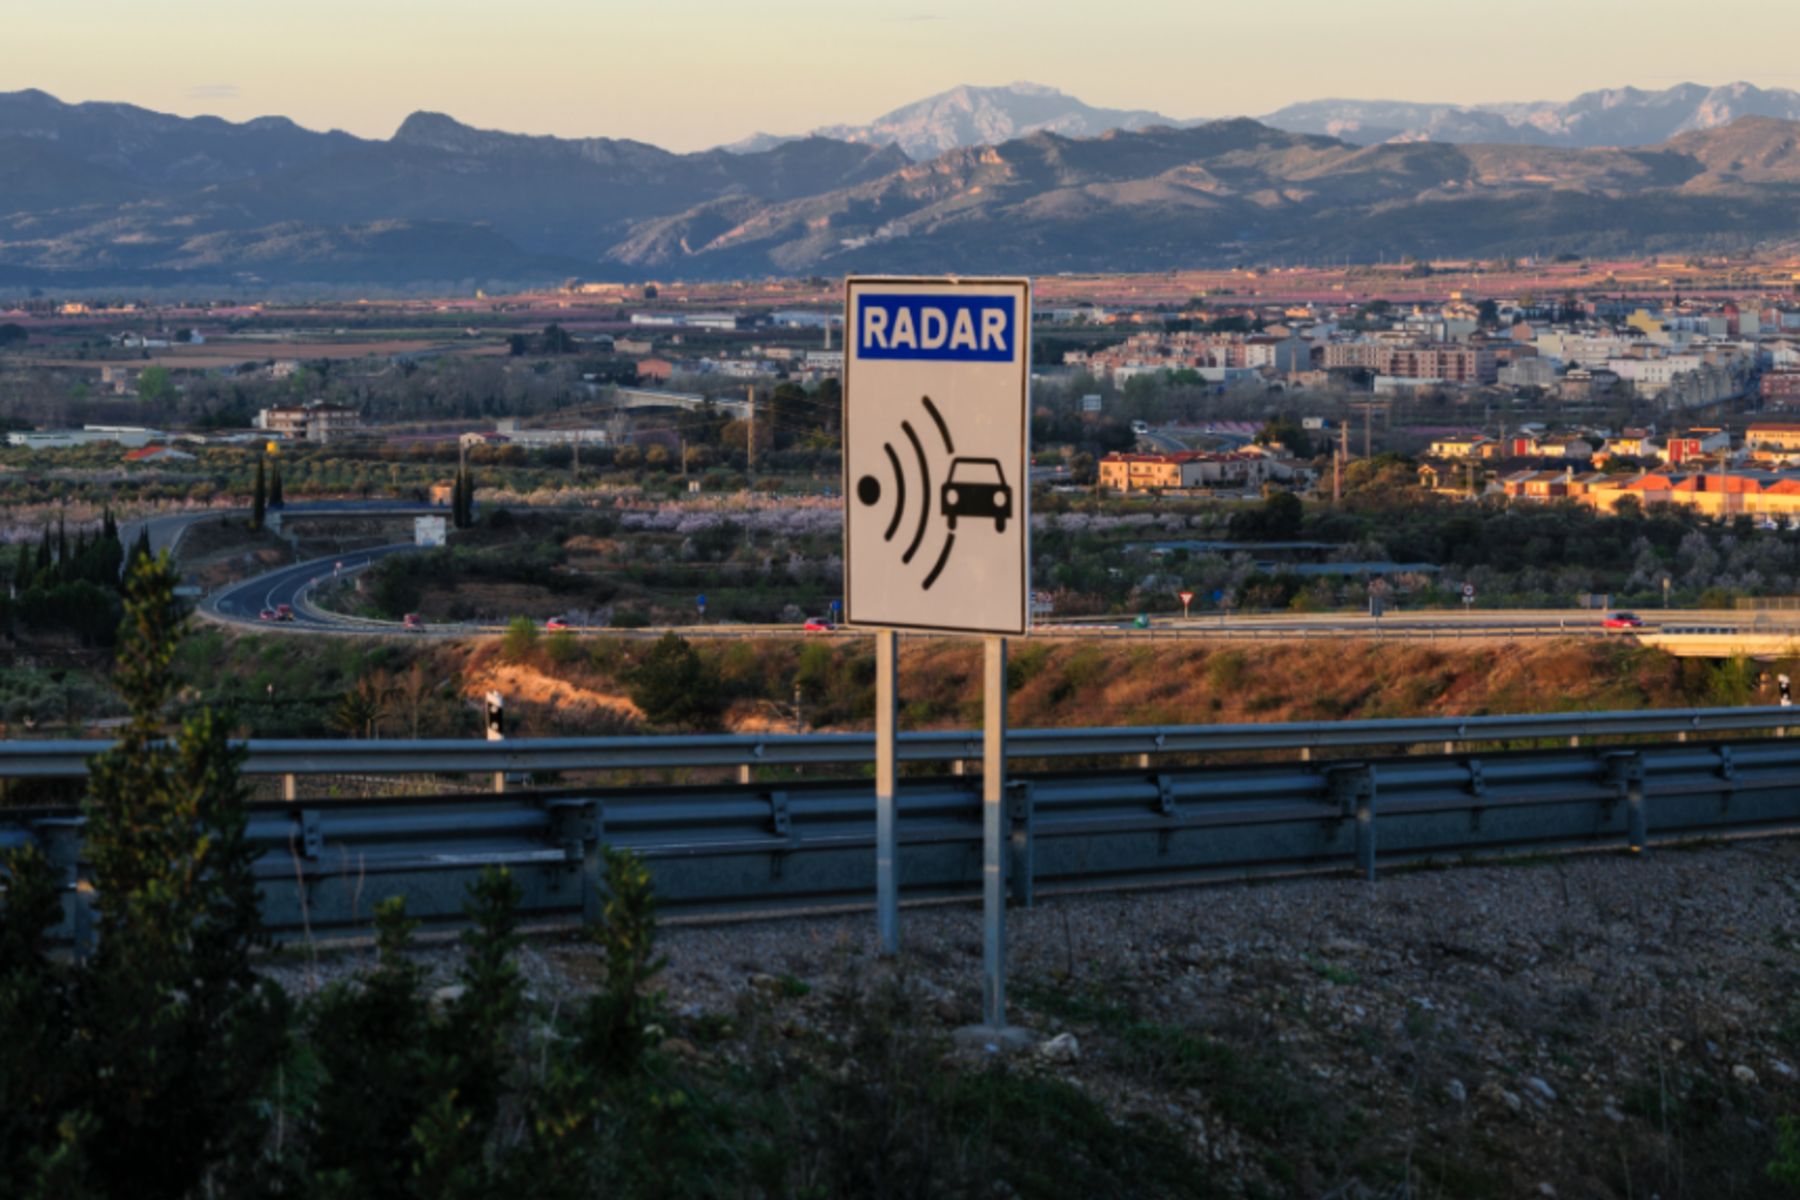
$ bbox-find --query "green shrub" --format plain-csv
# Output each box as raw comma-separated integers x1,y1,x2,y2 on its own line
542,631,580,665
501,616,539,661
1207,650,1247,692
628,633,724,730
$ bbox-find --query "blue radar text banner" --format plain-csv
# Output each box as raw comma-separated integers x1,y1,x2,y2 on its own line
855,294,1016,362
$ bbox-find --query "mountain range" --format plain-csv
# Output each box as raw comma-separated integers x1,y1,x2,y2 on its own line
728,80,1800,157
725,83,1178,160
6,84,1800,290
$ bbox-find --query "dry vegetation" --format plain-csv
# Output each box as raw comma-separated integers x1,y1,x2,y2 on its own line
256,633,1776,743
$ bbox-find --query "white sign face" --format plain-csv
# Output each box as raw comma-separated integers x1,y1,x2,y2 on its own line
842,277,1031,635
414,515,448,547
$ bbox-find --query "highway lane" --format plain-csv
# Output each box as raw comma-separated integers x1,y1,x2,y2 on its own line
204,545,418,630
194,519,1800,648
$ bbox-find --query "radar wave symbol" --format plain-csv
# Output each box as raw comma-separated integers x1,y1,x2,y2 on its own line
857,394,958,591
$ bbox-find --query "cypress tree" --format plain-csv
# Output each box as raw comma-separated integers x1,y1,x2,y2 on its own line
131,528,153,575
250,458,266,532
268,460,284,509
13,540,30,592
56,516,68,576
35,527,50,574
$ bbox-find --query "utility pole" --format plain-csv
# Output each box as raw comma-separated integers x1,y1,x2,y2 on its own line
746,385,756,476
1334,420,1346,503
571,432,580,483
1363,404,1372,460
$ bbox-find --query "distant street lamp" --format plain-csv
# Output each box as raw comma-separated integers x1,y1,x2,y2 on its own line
1662,576,1671,608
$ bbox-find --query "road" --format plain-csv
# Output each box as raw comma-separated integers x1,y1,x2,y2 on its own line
185,502,1800,655
201,549,1800,654
122,500,447,563
203,545,419,630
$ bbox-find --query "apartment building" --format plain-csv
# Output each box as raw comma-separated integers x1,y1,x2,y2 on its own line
1098,451,1278,493
256,402,363,443
1321,341,1496,384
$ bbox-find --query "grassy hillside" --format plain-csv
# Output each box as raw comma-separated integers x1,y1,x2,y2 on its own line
184,629,1778,741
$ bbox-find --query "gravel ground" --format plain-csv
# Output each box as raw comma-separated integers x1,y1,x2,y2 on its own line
265,837,1800,1198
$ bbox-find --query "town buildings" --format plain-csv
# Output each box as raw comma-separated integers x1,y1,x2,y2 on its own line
255,402,363,443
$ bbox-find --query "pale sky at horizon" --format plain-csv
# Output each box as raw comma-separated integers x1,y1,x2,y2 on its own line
6,0,1800,150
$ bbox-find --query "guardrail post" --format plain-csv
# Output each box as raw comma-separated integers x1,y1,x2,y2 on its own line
548,799,602,921
737,763,753,785
1008,781,1034,908
1605,752,1647,853
36,816,89,953
1329,765,1377,881
282,773,297,802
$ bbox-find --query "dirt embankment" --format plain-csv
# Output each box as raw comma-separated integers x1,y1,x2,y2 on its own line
420,635,1758,742
173,518,294,591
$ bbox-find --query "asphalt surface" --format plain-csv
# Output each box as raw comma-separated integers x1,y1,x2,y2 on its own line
201,547,1800,647
204,545,418,630
186,503,1800,647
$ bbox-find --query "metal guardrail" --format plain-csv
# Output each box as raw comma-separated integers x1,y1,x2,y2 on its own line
1,706,1797,779
8,733,1800,942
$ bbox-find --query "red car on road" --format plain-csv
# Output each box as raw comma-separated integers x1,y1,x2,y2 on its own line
545,616,569,631
803,617,836,632
1602,611,1644,629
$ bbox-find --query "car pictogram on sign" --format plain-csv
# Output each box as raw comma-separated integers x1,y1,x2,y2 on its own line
941,457,1012,534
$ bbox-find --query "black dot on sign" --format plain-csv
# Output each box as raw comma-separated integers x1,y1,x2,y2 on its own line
857,475,881,506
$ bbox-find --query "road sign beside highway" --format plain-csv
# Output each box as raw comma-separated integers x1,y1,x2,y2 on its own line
842,276,1031,636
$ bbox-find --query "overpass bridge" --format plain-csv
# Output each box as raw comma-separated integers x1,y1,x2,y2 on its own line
613,387,752,421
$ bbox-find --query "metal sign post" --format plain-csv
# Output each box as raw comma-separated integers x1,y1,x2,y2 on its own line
981,635,1008,1028
841,276,1032,1043
1179,590,1194,619
874,628,899,954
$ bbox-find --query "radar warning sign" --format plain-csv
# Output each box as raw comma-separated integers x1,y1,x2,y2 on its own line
842,277,1031,635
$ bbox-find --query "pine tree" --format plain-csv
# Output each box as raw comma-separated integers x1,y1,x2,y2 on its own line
249,458,266,532
452,467,472,529
55,515,68,578
268,460,284,509
13,541,31,592
129,528,152,577
0,552,286,1196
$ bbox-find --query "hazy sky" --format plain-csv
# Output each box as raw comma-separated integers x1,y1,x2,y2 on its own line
8,0,1800,150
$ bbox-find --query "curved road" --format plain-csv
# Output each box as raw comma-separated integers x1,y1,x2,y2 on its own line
200,549,1800,653
185,504,1800,652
